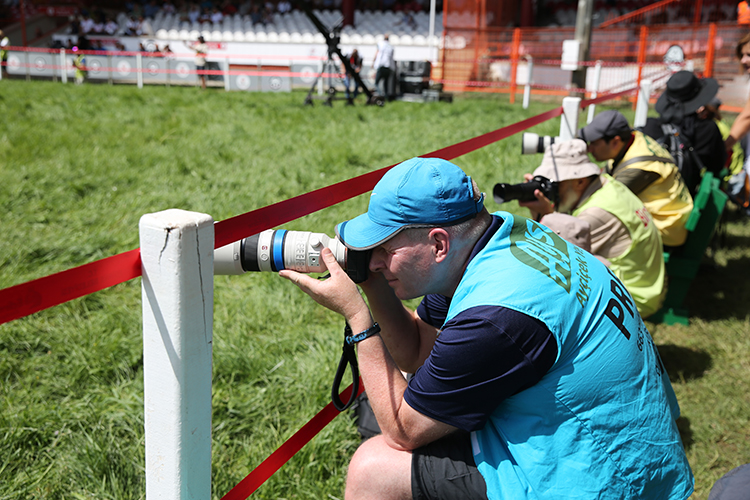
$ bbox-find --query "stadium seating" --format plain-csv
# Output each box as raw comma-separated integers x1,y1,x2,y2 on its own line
146,10,443,46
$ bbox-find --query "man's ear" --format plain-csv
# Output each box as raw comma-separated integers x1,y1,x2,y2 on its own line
429,228,450,263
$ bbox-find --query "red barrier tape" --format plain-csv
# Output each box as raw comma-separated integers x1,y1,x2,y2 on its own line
0,91,636,498
220,380,364,500
0,93,643,326
0,249,142,324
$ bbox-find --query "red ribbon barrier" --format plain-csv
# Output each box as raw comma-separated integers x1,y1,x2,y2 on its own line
0,89,638,498
0,249,142,324
220,381,364,500
4,99,609,325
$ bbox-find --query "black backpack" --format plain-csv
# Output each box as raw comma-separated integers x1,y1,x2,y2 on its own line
626,123,704,195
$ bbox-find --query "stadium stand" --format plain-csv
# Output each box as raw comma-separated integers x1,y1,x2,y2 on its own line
63,8,444,47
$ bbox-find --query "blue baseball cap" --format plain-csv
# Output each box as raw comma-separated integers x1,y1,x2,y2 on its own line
335,157,485,250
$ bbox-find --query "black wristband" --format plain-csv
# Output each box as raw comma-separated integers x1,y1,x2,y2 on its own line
345,323,381,345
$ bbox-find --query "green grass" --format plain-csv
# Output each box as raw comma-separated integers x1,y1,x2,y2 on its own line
1,79,749,499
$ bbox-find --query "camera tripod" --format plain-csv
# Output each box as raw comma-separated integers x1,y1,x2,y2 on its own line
302,3,383,107
304,44,350,107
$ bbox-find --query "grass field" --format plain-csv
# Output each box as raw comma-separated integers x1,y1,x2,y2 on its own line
1,79,749,499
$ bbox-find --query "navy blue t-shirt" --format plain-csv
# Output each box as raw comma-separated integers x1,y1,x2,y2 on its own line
404,216,558,432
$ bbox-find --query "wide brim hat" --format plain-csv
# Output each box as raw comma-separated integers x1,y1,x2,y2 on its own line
533,139,601,182
655,70,719,120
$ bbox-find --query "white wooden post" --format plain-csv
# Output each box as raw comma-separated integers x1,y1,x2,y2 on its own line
560,96,581,141
634,78,652,129
137,53,144,89
586,60,603,124
60,48,67,84
523,55,533,110
224,59,231,91
140,209,214,500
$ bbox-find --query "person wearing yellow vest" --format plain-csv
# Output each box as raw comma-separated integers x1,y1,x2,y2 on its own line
521,139,666,319
738,0,750,25
0,30,9,77
579,110,694,247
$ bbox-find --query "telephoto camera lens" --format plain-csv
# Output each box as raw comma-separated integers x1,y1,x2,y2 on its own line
521,133,559,155
214,230,370,283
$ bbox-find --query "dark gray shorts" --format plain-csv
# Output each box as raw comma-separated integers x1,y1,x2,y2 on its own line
411,431,489,500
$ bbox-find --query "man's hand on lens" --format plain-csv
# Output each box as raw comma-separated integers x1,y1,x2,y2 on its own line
280,247,371,327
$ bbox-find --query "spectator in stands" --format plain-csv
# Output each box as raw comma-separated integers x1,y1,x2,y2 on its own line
373,34,395,100
124,15,143,35
278,0,292,14
250,4,264,25
641,70,726,195
91,16,104,34
341,48,363,103
104,17,119,35
396,10,418,29
144,0,161,18
162,1,177,15
210,6,224,23
80,14,95,34
188,3,201,23
520,139,666,318
281,155,692,500
221,0,238,15
238,1,253,15
579,110,694,248
191,35,208,89
69,16,81,35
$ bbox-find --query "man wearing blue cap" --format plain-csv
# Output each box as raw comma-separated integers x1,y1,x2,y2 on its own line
280,157,693,500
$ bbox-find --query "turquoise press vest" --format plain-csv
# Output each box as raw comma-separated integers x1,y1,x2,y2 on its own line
446,212,693,500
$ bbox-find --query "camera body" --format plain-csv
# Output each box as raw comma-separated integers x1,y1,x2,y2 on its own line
493,175,559,205
521,133,560,155
214,230,371,283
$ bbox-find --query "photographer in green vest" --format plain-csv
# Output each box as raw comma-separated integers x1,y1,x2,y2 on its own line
521,139,666,319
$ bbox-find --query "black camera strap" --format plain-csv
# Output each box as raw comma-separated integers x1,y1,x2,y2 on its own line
331,322,360,411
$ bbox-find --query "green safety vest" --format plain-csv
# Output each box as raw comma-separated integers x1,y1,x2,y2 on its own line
574,174,666,318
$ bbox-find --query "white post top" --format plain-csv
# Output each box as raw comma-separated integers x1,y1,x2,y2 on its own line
140,208,214,500
139,208,213,231
560,96,582,142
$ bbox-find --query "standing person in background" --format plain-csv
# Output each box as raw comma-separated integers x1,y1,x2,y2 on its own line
342,48,363,104
191,36,208,89
373,34,394,100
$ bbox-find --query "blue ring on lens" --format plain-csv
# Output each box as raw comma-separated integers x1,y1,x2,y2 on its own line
272,230,286,271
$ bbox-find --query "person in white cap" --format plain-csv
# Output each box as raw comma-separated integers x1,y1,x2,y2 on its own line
280,156,692,500
521,139,666,319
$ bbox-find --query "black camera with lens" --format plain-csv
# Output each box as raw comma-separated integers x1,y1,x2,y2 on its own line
493,175,559,205
214,229,371,283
